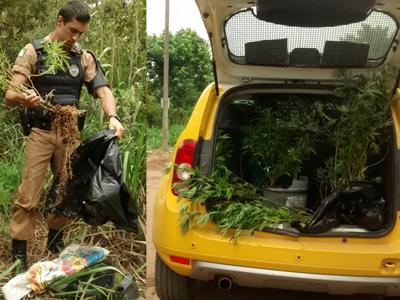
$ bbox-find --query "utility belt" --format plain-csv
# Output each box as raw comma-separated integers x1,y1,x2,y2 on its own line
19,105,86,136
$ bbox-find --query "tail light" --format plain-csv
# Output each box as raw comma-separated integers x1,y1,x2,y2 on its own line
172,139,197,195
170,255,191,265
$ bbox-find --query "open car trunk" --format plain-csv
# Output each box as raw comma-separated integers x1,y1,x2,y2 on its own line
189,0,400,238
201,85,398,237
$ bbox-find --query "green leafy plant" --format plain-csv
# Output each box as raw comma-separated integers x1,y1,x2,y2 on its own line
175,163,310,241
316,66,396,191
49,263,124,299
242,99,317,187
0,42,69,105
41,41,70,75
208,201,309,242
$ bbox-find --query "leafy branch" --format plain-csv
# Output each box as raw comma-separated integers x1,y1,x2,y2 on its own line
209,201,309,242
0,41,69,104
242,100,317,187
316,66,396,191
0,49,36,96
36,41,70,76
174,164,310,241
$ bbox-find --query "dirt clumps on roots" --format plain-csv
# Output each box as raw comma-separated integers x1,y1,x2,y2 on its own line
52,104,81,145
50,104,81,203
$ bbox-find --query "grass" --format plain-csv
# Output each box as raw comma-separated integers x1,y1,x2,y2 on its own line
0,217,146,299
0,154,24,216
49,263,124,299
147,124,185,150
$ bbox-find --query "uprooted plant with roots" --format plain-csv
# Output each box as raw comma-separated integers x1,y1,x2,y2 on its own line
0,42,82,202
50,104,82,203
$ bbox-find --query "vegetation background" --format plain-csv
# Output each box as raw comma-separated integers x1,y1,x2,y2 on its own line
146,29,212,149
0,0,146,298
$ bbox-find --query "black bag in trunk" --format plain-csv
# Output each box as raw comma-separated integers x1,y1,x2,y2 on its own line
299,182,386,233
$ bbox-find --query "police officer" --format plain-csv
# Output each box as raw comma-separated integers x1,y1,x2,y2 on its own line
5,0,124,271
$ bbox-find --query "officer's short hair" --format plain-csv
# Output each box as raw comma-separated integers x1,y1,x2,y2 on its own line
58,0,90,23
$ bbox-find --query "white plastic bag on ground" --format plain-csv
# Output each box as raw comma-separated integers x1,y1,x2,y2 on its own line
2,244,109,300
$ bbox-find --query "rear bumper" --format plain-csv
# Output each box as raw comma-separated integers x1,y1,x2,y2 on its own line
190,260,400,296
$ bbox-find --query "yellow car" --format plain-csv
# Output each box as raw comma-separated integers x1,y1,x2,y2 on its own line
153,0,400,299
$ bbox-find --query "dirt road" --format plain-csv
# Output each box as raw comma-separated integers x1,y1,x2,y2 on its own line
146,150,169,300
146,150,385,300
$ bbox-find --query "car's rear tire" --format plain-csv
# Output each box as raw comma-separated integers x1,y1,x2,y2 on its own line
155,254,195,300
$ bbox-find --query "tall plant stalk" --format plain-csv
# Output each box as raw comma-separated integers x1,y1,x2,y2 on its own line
317,66,396,191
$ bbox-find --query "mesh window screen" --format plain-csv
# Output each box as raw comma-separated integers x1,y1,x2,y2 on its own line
224,8,398,68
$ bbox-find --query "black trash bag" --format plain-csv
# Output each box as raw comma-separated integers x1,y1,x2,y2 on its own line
47,130,138,232
299,182,386,233
116,273,141,300
337,184,386,231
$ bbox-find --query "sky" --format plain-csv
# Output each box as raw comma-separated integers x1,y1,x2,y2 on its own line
146,0,208,41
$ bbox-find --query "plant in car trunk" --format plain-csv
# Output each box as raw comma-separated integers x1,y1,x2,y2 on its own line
316,66,396,193
241,100,317,188
173,134,311,240
210,200,310,242
174,163,311,241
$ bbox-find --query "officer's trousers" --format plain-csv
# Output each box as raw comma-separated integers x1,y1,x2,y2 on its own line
10,127,79,240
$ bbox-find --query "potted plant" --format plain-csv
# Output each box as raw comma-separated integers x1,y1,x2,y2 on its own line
241,99,317,207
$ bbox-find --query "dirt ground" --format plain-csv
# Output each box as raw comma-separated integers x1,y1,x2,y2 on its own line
146,149,170,300
145,150,386,300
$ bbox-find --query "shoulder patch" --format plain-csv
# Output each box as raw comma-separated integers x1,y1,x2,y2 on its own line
72,42,83,54
17,48,26,58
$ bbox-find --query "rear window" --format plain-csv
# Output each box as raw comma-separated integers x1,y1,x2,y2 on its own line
224,8,398,68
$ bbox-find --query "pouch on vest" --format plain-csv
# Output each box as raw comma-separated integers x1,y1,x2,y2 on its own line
19,108,32,136
18,106,52,135
19,106,84,135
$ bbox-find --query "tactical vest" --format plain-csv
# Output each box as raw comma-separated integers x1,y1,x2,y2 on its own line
19,40,86,134
31,39,85,107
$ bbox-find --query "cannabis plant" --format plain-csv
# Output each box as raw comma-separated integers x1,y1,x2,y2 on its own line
242,99,317,187
316,66,396,191
210,200,310,242
0,41,69,103
40,41,70,75
175,163,311,240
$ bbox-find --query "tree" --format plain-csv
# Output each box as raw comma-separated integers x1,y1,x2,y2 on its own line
147,28,212,125
344,23,393,59
0,0,66,59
